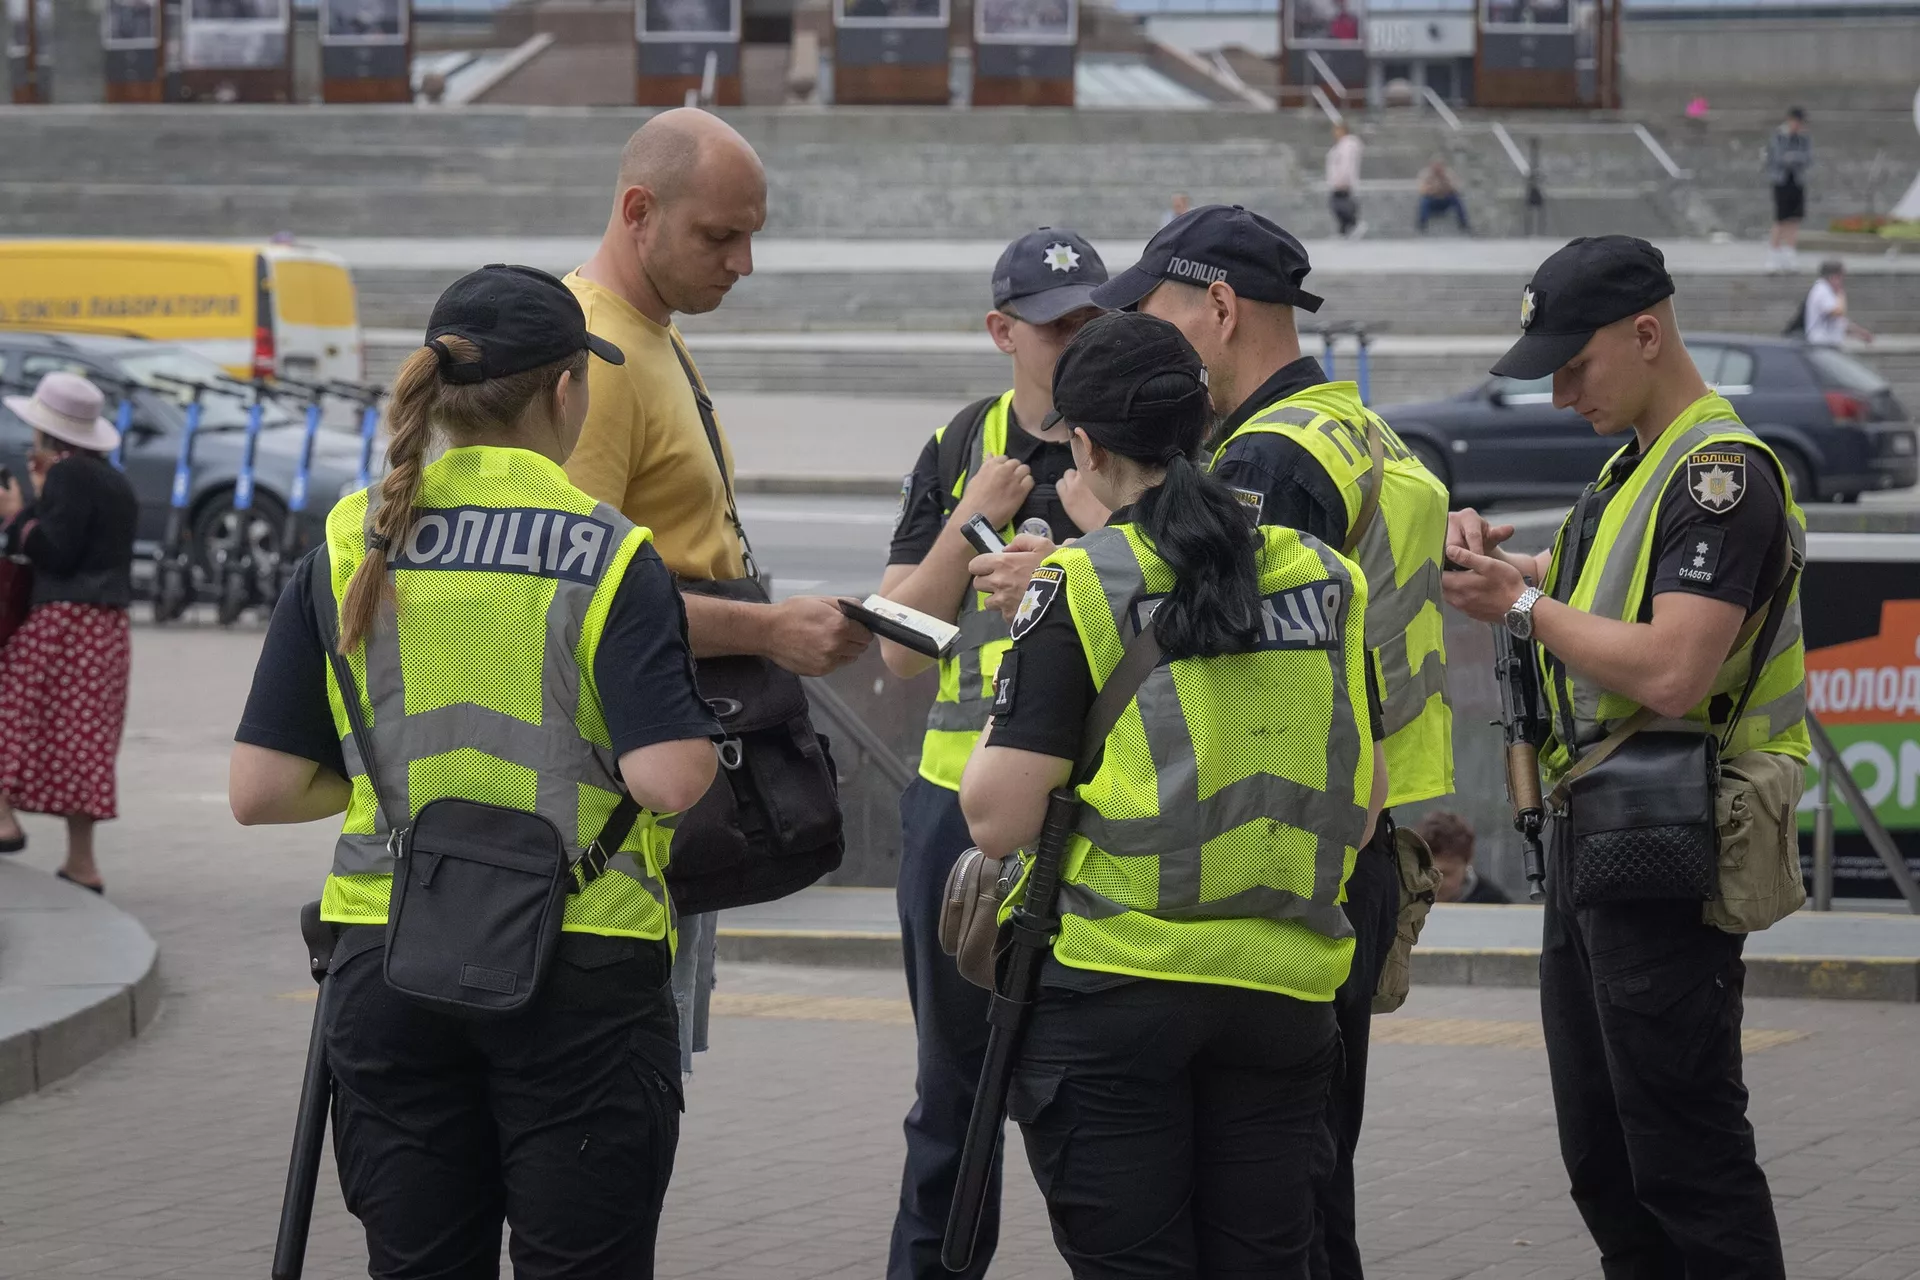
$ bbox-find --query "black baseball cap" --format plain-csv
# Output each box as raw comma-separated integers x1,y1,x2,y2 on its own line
426,264,624,385
1091,205,1323,313
992,228,1109,325
1049,311,1209,460
1490,236,1676,381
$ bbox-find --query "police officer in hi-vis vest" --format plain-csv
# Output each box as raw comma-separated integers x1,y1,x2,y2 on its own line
1091,204,1452,1280
1444,237,1806,1280
230,266,721,1276
963,311,1388,1278
875,227,1109,1280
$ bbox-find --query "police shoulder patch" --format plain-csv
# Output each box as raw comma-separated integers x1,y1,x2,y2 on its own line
894,473,913,533
1009,565,1065,641
1685,450,1747,514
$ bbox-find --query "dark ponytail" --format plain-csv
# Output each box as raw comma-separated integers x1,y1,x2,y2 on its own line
1132,452,1262,660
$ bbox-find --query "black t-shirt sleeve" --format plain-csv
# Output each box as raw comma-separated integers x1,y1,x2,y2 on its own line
1647,444,1788,614
887,433,949,566
596,545,722,756
983,596,1095,761
1212,434,1351,549
235,549,348,776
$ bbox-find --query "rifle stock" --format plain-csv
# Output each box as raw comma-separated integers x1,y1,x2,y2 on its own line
1491,625,1549,901
272,902,339,1280
941,787,1081,1273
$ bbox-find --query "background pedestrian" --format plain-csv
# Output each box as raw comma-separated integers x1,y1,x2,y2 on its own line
1416,156,1471,234
1803,259,1874,346
1326,122,1365,239
1413,811,1511,903
1765,107,1811,273
0,372,137,893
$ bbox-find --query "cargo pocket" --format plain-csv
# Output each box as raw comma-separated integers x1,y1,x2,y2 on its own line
1007,1065,1069,1199
1599,953,1732,1080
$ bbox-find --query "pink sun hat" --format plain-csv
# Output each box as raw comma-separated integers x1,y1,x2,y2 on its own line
3,371,122,454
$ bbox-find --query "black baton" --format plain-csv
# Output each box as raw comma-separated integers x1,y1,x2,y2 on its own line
271,901,339,1280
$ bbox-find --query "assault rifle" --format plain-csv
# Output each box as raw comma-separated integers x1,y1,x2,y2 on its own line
1492,623,1549,901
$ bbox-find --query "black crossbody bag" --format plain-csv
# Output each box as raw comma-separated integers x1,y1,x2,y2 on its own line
324,647,642,1018
666,339,844,916
1548,534,1801,910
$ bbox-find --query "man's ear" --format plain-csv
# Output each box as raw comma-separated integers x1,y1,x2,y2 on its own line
619,184,655,233
986,311,1018,356
1634,313,1664,362
1209,282,1238,343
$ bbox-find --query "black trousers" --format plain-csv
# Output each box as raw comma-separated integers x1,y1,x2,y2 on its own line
1540,821,1785,1280
325,932,684,1280
1311,823,1402,1280
1011,976,1339,1279
889,777,999,1280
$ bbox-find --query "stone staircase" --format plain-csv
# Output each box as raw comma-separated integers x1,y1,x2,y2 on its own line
0,104,1692,240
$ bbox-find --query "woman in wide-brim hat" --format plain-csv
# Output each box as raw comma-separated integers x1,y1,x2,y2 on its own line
0,371,140,892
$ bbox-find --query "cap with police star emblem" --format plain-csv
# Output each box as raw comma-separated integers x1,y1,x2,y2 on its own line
992,228,1109,325
1490,235,1676,381
1090,204,1324,313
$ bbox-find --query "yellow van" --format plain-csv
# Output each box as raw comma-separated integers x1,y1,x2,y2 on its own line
0,239,363,384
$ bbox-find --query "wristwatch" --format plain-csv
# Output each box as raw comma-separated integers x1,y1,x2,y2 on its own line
1504,586,1544,640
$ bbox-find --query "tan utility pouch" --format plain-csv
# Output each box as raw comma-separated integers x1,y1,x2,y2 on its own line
941,848,1013,990
1705,749,1807,933
1373,825,1442,1014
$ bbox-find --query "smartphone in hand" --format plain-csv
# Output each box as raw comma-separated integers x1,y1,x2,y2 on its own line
960,514,1006,556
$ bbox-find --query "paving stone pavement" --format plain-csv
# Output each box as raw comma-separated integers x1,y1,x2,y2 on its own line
2,624,1918,1280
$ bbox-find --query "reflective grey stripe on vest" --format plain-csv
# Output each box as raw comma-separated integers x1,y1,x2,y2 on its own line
1564,422,1806,748
314,509,663,906
1235,405,1449,740
1066,530,1361,941
925,412,1012,738
926,605,1010,734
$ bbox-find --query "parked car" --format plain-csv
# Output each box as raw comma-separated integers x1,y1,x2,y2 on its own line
1381,335,1916,507
0,332,372,586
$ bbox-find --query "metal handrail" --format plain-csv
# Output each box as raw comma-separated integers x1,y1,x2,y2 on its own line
1491,121,1531,177
1806,712,1920,914
1304,49,1347,100
1631,123,1692,180
1417,84,1461,131
1310,84,1343,127
804,676,918,793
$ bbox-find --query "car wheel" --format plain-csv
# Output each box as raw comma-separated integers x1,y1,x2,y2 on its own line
1773,446,1815,506
1407,438,1453,499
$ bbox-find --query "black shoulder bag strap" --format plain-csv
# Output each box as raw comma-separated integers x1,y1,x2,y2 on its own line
935,394,1000,521
319,563,643,893
1071,624,1166,786
669,335,760,585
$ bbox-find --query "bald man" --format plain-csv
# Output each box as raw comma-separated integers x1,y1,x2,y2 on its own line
567,109,872,1080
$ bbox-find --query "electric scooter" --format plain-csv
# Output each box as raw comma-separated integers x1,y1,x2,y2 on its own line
345,385,385,492
149,374,242,625
108,383,135,472
215,378,273,626
272,376,331,599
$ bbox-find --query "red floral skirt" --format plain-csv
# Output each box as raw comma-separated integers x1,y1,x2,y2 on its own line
0,603,131,820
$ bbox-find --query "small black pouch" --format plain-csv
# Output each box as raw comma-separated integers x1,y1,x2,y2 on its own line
1567,731,1720,908
325,646,640,1020
383,797,573,1017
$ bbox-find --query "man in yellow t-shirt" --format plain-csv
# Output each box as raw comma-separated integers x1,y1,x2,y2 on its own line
566,108,872,1075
